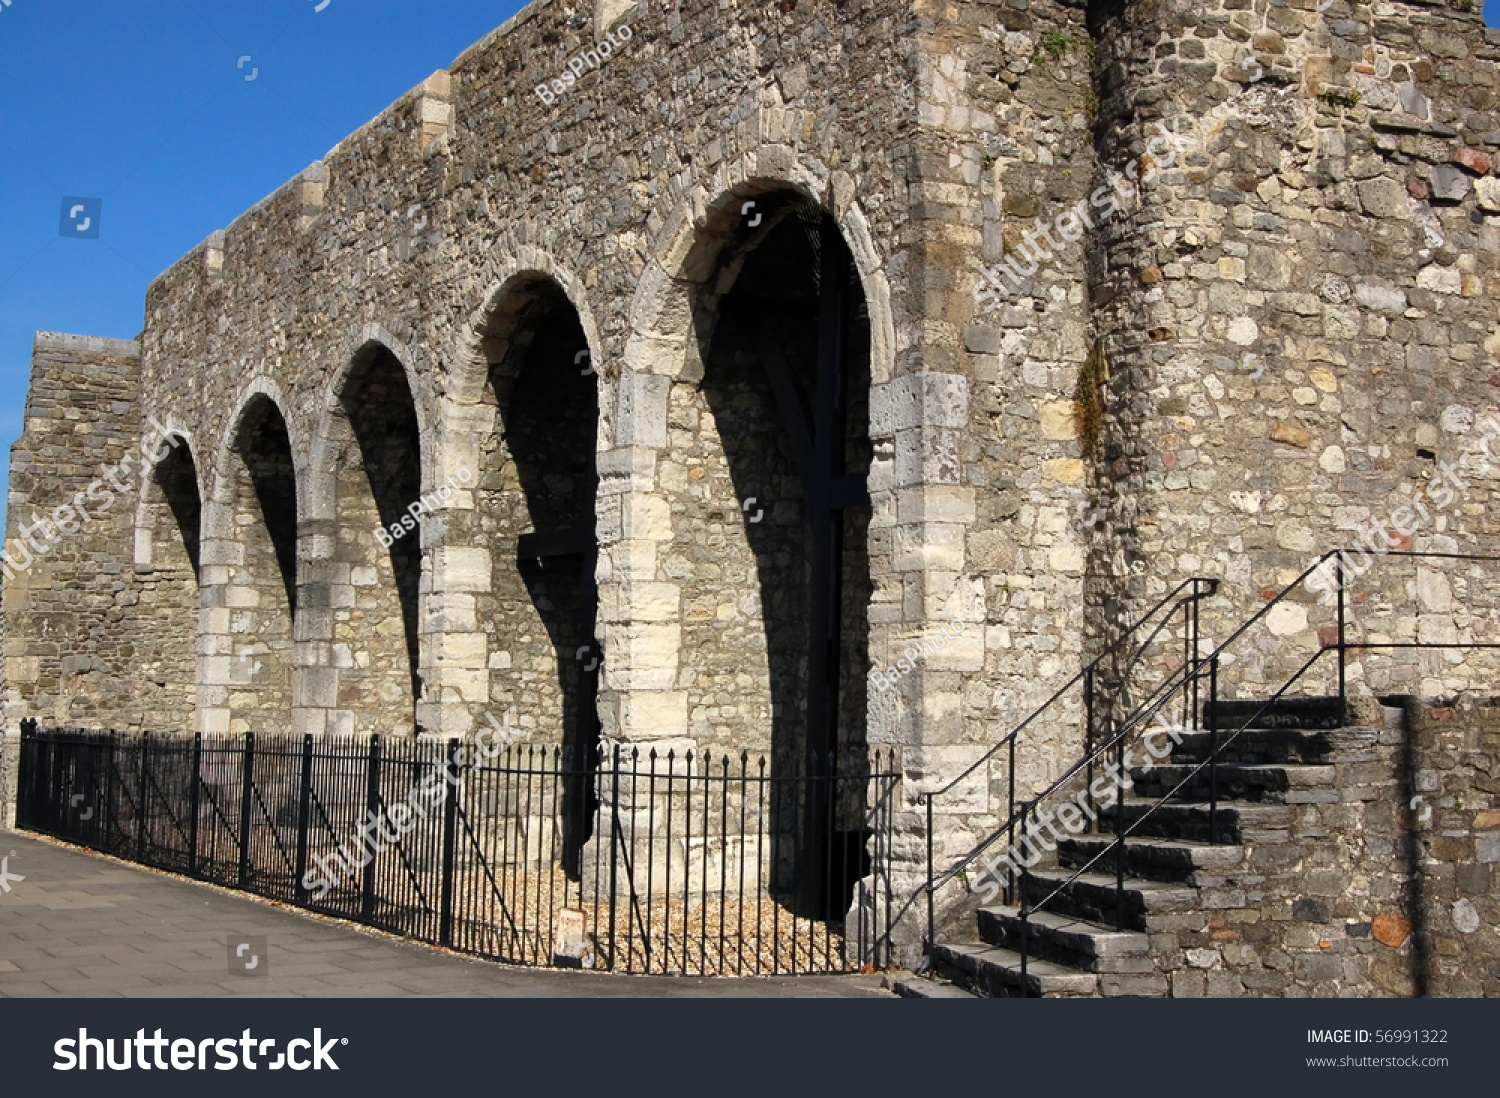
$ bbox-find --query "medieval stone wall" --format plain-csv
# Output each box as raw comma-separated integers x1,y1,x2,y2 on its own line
1088,0,1500,711
2,1,1498,969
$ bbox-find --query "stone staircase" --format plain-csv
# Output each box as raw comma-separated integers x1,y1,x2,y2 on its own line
912,697,1393,998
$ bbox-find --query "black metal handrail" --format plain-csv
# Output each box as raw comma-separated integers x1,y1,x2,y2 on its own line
996,547,1500,992
912,576,1219,950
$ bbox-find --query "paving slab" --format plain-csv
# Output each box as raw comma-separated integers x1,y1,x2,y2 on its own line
0,834,892,999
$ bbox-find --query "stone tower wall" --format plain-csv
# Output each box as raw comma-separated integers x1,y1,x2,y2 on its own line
1,334,203,824
1088,0,1500,712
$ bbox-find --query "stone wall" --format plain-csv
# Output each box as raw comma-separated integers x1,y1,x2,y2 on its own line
1405,693,1500,996
1088,0,1500,710
1,334,198,734
5,0,1500,945
1128,696,1498,997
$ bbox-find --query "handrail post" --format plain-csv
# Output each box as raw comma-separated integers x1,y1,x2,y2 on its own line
1019,800,1032,995
188,733,202,876
438,738,460,948
1113,767,1126,931
136,732,149,862
293,733,314,904
925,793,934,955
1191,580,1202,730
237,733,255,889
1335,549,1347,726
1209,655,1220,845
1084,667,1095,831
1005,736,1016,904
362,736,382,921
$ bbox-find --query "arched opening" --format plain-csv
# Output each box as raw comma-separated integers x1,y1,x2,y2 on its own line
477,277,600,873
691,193,874,919
141,439,202,580
223,397,298,736
331,343,424,735
131,437,202,732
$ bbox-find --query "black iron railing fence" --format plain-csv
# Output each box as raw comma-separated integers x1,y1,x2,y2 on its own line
17,724,898,977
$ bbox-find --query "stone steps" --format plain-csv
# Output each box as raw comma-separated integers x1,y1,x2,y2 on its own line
976,904,1153,973
890,975,980,999
1099,798,1292,843
1169,727,1336,765
929,941,1101,998
1129,762,1337,804
1016,867,1199,931
1057,835,1246,884
925,697,1360,996
1202,696,1344,731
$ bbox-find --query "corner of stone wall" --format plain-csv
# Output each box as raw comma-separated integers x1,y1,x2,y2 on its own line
3,333,145,739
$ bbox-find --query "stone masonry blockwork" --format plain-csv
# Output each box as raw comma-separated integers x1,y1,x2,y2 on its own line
2,0,1499,989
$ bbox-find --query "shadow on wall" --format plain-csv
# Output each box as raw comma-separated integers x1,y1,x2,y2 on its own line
499,289,600,878
697,196,874,920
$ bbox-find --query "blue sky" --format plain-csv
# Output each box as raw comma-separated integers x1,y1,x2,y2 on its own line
0,0,525,531
1,2,1498,535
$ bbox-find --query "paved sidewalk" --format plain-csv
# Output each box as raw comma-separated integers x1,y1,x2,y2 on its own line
0,834,892,998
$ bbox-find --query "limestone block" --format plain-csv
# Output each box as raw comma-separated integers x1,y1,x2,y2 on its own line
870,372,969,436
893,522,965,572
1267,603,1308,637
596,446,657,496
1047,544,1085,573
596,495,623,544
606,623,681,690
202,655,233,686
618,579,681,621
1354,284,1407,313
894,427,960,487
431,546,491,592
1039,401,1076,440
901,744,991,812
424,593,476,632
1041,458,1084,485
1476,176,1500,213
1356,177,1408,217
438,667,489,703
436,632,488,667
603,690,689,741
896,485,975,524
1417,568,1453,612
616,372,671,448
297,666,339,707
620,493,673,541
291,708,327,737
1416,265,1462,294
